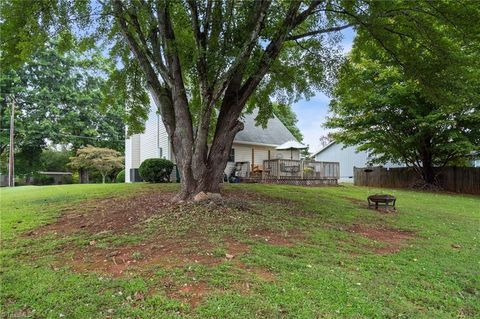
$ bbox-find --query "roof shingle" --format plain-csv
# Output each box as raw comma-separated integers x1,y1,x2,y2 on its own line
234,109,298,146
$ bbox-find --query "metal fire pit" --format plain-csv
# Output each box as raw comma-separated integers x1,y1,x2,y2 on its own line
367,194,396,210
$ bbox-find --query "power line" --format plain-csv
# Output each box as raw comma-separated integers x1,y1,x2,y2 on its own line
0,129,124,141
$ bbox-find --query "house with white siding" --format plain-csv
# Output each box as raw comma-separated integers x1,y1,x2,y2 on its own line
314,141,402,183
125,104,299,182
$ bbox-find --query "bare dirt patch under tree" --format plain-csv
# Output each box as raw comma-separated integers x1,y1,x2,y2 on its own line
23,189,307,306
19,187,420,308
4,183,477,318
348,224,416,254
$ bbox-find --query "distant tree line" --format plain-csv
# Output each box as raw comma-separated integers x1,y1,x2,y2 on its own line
0,42,126,183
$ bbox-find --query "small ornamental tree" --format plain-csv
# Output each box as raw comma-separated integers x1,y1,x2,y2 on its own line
139,158,174,183
69,146,124,184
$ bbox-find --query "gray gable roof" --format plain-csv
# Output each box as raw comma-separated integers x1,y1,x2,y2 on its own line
234,109,298,146
313,141,337,157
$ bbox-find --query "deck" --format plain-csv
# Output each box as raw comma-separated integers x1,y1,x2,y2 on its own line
233,159,340,186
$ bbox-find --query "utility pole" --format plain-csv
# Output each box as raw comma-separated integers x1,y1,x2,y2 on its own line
8,97,15,187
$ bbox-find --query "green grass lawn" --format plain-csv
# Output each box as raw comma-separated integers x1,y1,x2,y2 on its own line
1,183,479,318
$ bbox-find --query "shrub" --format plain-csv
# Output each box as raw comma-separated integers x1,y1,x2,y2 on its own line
71,171,80,184
116,169,125,183
60,175,73,184
139,158,174,183
32,174,55,185
303,166,314,177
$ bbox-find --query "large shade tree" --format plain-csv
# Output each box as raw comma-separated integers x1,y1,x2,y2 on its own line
2,0,479,199
326,57,480,187
326,2,480,187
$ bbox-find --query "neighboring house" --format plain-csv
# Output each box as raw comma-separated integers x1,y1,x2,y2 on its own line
125,104,299,182
470,151,480,167
472,159,480,168
314,142,401,182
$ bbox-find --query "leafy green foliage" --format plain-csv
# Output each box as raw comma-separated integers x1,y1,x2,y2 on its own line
273,103,303,142
326,39,480,185
0,42,126,176
350,1,480,107
115,169,125,183
12,149,73,178
31,174,55,186
139,158,174,183
39,149,72,172
100,60,150,136
69,146,124,184
0,0,93,68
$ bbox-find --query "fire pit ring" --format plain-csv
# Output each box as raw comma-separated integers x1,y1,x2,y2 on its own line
367,194,396,210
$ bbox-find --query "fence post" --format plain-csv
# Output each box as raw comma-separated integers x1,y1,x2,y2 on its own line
277,159,280,179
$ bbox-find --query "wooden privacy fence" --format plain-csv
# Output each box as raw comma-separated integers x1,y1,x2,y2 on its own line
354,166,480,194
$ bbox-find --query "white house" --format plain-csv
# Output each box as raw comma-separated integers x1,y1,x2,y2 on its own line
314,142,401,182
471,151,480,167
125,104,300,182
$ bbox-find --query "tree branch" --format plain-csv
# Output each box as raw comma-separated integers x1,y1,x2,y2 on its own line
187,0,209,102
156,0,194,145
112,0,175,132
238,1,318,106
209,0,271,105
117,1,172,86
286,23,354,41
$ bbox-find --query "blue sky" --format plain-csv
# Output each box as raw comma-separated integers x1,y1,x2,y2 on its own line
292,28,355,154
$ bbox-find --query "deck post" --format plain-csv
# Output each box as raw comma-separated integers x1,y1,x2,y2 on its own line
251,148,255,172
277,159,280,179
300,160,304,179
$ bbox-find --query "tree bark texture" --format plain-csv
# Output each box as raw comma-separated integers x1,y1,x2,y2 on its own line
112,0,323,200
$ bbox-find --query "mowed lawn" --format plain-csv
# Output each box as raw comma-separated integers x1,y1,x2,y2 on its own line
1,183,479,318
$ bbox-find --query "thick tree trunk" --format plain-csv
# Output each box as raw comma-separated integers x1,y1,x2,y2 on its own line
170,126,238,201
160,99,244,201
420,164,437,186
172,159,225,201
418,144,438,187
113,0,308,201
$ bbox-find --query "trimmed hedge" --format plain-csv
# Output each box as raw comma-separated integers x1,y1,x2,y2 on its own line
139,158,174,183
115,169,125,183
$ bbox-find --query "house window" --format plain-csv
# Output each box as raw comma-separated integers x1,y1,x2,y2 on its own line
228,148,235,162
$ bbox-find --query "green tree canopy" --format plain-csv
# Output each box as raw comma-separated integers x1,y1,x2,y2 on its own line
2,0,479,197
0,42,126,175
69,145,124,184
275,103,303,142
326,47,480,186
